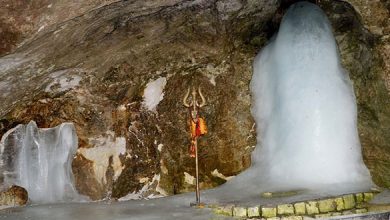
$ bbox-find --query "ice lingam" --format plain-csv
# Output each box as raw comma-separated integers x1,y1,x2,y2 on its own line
207,2,373,202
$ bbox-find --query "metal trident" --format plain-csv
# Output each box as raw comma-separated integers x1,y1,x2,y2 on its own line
183,87,206,120
183,86,206,206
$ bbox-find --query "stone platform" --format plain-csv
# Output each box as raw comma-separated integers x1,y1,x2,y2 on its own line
210,192,382,219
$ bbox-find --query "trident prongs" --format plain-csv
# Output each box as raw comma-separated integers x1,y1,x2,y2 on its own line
196,87,206,107
183,88,191,107
183,86,206,109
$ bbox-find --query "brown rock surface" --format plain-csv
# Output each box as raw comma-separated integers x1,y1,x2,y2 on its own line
0,0,389,200
0,185,28,206
0,0,120,56
0,0,273,200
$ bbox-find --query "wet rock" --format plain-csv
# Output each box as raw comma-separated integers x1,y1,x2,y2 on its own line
0,185,28,206
72,154,104,200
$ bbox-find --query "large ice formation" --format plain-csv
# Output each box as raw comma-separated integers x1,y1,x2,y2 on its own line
250,1,373,191
0,121,79,203
205,2,372,203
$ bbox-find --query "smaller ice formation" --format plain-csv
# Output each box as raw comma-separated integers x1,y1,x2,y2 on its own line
0,121,79,203
142,77,167,111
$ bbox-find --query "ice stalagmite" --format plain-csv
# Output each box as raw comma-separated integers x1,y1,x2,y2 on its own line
252,1,373,192
0,121,79,203
205,2,372,203
251,1,373,192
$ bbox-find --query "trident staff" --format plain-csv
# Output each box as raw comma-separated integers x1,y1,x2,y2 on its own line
183,87,207,206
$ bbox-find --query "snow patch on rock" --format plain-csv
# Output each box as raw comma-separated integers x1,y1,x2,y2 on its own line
142,77,167,111
211,169,234,181
45,69,82,92
118,174,167,201
184,172,195,185
157,144,163,152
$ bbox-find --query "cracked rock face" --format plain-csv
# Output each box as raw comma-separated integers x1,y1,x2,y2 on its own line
0,0,120,55
0,0,389,200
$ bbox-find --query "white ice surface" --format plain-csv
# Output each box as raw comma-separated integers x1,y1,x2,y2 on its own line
0,121,80,203
142,77,167,111
0,195,221,220
249,1,372,192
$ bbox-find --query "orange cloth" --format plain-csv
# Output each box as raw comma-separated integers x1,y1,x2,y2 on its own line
198,117,207,135
189,117,207,157
190,117,207,138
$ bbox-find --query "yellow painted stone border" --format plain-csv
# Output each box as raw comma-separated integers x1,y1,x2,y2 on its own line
210,191,377,219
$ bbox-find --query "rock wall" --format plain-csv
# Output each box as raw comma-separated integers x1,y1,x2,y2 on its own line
0,0,277,200
0,0,120,56
0,0,389,200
